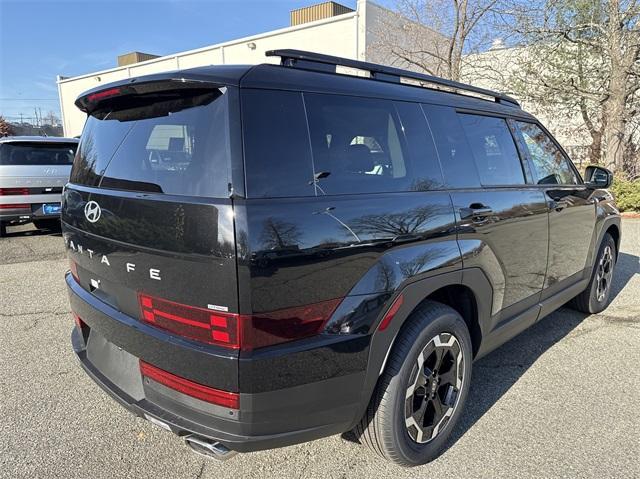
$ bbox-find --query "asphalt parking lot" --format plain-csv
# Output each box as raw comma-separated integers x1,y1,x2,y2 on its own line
1,221,639,479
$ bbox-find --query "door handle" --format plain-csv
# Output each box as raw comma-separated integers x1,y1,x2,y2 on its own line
550,199,570,211
460,204,493,221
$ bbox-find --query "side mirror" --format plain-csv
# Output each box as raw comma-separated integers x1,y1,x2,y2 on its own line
585,165,613,189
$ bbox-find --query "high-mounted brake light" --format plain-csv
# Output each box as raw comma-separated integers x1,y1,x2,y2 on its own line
0,188,29,196
138,293,343,350
378,294,404,331
87,87,121,102
139,360,239,409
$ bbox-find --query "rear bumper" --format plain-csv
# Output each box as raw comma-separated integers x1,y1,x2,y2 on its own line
67,273,367,452
0,201,61,223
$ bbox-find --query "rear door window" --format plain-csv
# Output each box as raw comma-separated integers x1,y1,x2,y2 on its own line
458,114,525,186
243,92,443,198
71,87,231,197
0,142,77,165
516,121,580,185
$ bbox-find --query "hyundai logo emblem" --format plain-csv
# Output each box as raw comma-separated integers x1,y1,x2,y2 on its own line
84,201,102,223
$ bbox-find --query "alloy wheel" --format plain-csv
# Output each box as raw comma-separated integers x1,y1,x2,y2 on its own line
404,333,465,444
595,245,614,302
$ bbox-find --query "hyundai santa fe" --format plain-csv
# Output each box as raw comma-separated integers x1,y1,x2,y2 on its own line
0,136,78,236
62,50,620,466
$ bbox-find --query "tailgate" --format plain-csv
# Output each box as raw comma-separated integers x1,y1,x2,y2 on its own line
62,186,239,389
62,79,240,391
62,186,238,315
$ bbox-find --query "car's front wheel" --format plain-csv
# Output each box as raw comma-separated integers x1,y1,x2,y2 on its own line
354,300,472,466
569,233,617,314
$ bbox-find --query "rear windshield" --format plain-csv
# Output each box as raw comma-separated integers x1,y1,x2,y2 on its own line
71,87,231,197
0,142,77,166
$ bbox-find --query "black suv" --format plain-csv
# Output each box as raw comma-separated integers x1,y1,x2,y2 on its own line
63,50,620,466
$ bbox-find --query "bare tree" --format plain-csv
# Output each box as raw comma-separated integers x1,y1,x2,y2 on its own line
0,116,14,137
43,110,60,126
369,0,501,80
498,0,640,173
259,217,302,250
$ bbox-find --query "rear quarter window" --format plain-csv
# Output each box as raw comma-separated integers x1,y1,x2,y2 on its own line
421,105,481,189
241,89,315,198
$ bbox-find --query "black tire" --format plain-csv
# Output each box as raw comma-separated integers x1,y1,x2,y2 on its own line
354,300,472,466
33,219,61,232
569,233,616,314
0,222,6,237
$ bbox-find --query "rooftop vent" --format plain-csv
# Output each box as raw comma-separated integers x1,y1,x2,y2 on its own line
290,1,354,26
117,51,160,67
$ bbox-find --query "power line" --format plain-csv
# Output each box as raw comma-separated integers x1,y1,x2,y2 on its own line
0,98,59,101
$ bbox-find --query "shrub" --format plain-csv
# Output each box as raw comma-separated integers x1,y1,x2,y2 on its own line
611,177,640,212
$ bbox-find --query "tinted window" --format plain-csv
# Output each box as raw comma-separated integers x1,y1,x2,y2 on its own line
71,88,231,197
394,102,444,190
517,122,579,185
458,114,524,186
0,142,77,166
422,105,480,188
305,94,431,195
242,90,314,198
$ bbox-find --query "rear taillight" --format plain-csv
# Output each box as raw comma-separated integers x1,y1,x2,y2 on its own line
0,204,29,210
138,294,240,349
69,260,79,282
0,188,29,196
139,360,239,409
243,298,342,350
72,313,86,331
138,293,342,351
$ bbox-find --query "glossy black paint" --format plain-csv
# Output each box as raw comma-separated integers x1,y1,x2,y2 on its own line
234,192,458,314
453,188,549,315
62,186,238,312
63,59,621,453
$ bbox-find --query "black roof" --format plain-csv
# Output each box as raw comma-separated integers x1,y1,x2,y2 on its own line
75,50,532,119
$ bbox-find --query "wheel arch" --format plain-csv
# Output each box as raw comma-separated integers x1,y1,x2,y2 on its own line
605,223,620,257
348,268,492,429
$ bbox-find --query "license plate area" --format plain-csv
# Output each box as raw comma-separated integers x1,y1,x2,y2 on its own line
86,329,145,400
42,203,61,215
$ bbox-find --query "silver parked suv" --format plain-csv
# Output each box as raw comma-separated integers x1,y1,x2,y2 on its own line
0,136,79,236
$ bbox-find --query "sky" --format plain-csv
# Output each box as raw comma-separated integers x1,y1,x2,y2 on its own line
0,0,359,124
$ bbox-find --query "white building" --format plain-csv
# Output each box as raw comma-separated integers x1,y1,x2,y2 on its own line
57,0,445,137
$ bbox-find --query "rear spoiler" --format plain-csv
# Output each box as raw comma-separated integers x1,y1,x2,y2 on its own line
75,77,223,115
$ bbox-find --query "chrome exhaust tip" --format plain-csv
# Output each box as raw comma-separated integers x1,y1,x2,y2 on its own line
184,434,238,461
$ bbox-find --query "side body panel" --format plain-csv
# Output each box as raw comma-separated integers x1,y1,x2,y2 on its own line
453,189,549,318
542,185,596,294
234,192,460,394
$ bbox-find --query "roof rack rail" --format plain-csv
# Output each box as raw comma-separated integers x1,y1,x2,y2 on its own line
266,49,520,108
